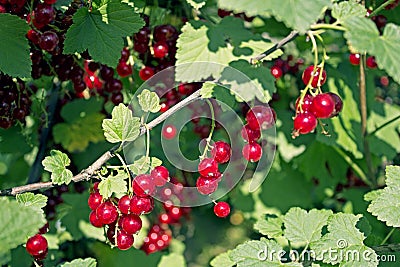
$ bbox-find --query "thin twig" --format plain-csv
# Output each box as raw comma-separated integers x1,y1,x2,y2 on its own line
369,0,396,17
250,30,299,64
0,90,202,196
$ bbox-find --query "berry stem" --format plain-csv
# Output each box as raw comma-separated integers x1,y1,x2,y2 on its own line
310,23,346,32
200,99,216,160
368,0,397,17
141,124,151,170
114,152,133,193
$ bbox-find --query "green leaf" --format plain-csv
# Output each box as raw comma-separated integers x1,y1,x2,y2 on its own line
254,215,283,238
186,0,206,10
54,0,72,10
53,113,106,153
158,253,186,267
310,213,378,266
366,165,400,227
59,258,97,267
331,0,366,23
217,0,269,17
79,220,106,242
263,0,332,34
150,157,163,169
129,156,150,175
343,17,400,84
137,89,161,113
200,82,215,99
0,197,46,252
283,208,332,247
102,104,141,143
16,193,47,212
210,251,235,267
98,171,128,198
60,98,104,122
64,1,144,67
0,13,30,78
42,150,73,185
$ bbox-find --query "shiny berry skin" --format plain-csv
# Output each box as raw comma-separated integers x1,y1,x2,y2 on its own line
89,210,104,228
119,214,142,235
27,29,40,44
196,176,219,195
39,31,59,52
295,94,314,113
366,56,377,69
104,79,122,92
116,230,134,250
139,66,154,81
241,124,261,142
242,143,262,162
116,61,132,77
327,92,343,117
302,65,327,87
311,93,335,118
118,195,132,214
162,124,177,139
246,106,276,130
293,112,317,135
130,195,154,215
214,202,231,218
198,158,219,178
96,201,118,225
33,4,55,29
160,101,169,112
349,53,360,65
151,166,169,187
270,66,283,79
132,174,156,197
26,234,48,257
211,141,231,163
153,42,169,58
88,192,103,210
120,47,130,62
153,24,177,42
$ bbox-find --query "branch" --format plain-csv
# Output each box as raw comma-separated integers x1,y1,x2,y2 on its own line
250,30,299,64
0,90,202,196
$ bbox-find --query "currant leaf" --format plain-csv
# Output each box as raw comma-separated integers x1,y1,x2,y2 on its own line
210,251,235,267
217,0,270,17
64,1,144,67
98,170,128,199
129,156,150,175
102,104,141,143
137,89,162,113
254,215,284,238
16,193,47,213
157,253,186,267
200,82,215,99
59,257,97,267
42,150,73,185
186,0,206,10
150,157,163,169
331,0,366,23
0,13,30,78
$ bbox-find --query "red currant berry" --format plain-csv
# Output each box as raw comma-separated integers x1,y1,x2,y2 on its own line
295,94,314,113
213,201,230,218
349,53,360,65
116,61,132,77
241,124,261,142
302,65,327,87
198,158,219,178
120,47,130,62
26,234,48,257
160,101,169,112
246,106,276,130
151,166,169,187
139,66,154,81
93,182,100,192
130,196,154,215
118,195,132,214
88,192,103,210
39,31,59,52
327,92,343,117
132,174,156,197
116,230,134,250
270,66,283,79
96,201,118,225
366,56,377,69
311,93,335,118
153,42,169,58
162,124,177,139
211,141,231,163
119,214,142,235
293,112,317,135
89,210,104,228
242,143,262,162
196,176,219,195
159,213,172,224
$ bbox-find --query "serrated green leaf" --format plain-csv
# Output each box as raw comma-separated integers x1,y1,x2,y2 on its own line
283,208,332,247
60,98,104,123
137,89,161,113
0,197,46,252
129,156,150,175
98,171,128,198
79,220,106,242
53,113,106,153
158,253,186,267
310,213,378,266
367,165,400,227
150,157,163,169
254,215,283,238
186,0,206,10
102,104,141,143
59,257,97,267
363,190,383,202
343,17,400,84
331,0,366,23
200,82,215,98
263,0,332,34
217,0,269,17
0,250,10,266
64,2,144,67
0,14,30,78
16,193,47,212
210,251,235,267
42,150,73,185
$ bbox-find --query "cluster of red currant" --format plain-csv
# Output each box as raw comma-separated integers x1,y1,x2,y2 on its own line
292,66,343,137
141,224,172,254
349,53,378,69
241,106,276,162
270,56,305,79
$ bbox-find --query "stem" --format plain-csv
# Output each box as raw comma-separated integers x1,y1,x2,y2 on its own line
369,0,396,17
310,23,346,31
0,90,202,196
200,100,216,160
114,153,133,193
140,124,151,170
381,228,396,245
367,115,400,137
250,30,299,64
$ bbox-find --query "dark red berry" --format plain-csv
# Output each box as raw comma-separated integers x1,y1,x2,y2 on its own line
116,61,132,77
302,65,327,87
119,214,142,235
89,210,104,227
198,158,219,178
151,166,169,187
246,106,276,130
130,195,154,215
132,174,156,197
196,176,219,195
139,66,154,81
327,92,343,117
211,141,231,163
96,201,118,225
214,202,230,218
270,66,283,79
162,124,177,139
311,93,335,118
118,195,132,214
26,234,48,257
241,124,261,142
116,230,134,250
242,143,262,162
295,94,314,113
293,112,317,135
153,42,169,58
39,31,59,52
349,53,360,65
88,192,103,210
366,56,377,69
